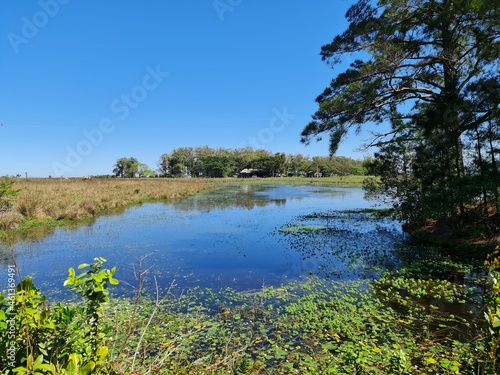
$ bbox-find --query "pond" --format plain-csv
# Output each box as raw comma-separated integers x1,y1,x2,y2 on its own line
1,184,407,298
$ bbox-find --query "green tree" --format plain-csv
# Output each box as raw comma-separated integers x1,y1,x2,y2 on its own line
302,0,500,227
136,163,156,178
113,157,139,178
363,139,423,222
169,147,195,177
157,153,170,177
250,150,280,177
286,154,306,176
203,155,234,177
312,156,329,177
274,152,287,176
192,146,215,177
232,147,255,173
361,155,380,176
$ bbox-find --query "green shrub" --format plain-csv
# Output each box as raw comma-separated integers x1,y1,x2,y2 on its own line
0,258,117,374
0,178,19,212
484,246,500,372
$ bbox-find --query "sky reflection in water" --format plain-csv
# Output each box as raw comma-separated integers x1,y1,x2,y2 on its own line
1,184,406,298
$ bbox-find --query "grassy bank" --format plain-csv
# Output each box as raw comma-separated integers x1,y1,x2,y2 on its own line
0,178,218,234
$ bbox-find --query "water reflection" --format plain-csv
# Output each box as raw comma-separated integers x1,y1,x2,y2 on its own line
0,184,407,298
171,184,290,212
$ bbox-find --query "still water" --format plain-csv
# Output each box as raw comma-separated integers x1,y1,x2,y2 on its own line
1,184,406,297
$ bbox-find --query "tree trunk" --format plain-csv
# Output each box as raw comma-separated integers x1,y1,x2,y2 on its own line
488,120,500,213
476,126,488,214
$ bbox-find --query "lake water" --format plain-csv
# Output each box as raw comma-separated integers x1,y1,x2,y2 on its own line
1,184,407,298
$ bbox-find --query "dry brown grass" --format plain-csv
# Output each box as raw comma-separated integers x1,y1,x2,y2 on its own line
0,178,218,230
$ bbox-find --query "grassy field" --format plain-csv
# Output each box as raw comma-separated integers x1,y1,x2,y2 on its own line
0,178,217,232
0,176,369,234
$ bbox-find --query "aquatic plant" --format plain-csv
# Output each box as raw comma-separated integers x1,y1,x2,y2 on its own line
1,248,498,374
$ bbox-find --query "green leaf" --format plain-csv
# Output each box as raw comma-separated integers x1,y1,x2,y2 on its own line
322,342,337,351
33,354,44,367
80,361,96,374
36,364,55,372
97,346,109,361
66,361,76,374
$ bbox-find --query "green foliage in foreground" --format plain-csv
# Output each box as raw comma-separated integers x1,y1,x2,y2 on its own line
2,252,500,374
485,247,500,370
0,258,117,374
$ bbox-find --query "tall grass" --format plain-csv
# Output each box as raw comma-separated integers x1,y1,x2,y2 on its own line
0,178,217,231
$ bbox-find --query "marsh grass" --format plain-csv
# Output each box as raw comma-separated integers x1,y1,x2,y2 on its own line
0,178,217,232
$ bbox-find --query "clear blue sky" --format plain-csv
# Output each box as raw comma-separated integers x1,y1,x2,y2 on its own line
0,0,373,177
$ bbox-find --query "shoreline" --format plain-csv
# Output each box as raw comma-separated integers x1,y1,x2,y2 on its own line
0,176,367,242
4,176,495,256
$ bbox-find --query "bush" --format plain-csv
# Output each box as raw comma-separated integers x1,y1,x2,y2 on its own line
0,258,118,374
0,178,19,212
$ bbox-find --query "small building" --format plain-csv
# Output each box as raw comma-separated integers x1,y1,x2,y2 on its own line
239,168,259,178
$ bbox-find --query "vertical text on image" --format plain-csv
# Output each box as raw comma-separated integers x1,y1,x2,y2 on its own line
5,265,17,368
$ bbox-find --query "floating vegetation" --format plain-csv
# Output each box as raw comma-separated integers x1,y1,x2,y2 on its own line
4,265,490,374
279,224,327,234
277,209,407,279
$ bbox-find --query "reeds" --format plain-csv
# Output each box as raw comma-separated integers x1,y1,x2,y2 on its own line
0,178,217,230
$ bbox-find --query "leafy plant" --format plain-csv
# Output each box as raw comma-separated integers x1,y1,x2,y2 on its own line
0,258,118,374
63,257,118,360
0,177,19,212
1,251,498,374
484,246,500,372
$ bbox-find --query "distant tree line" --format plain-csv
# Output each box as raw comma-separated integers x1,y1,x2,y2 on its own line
112,147,371,178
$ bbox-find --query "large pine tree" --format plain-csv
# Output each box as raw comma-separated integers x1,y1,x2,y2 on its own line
303,0,500,228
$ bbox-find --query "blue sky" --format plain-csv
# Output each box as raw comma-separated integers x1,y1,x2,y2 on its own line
0,0,373,177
